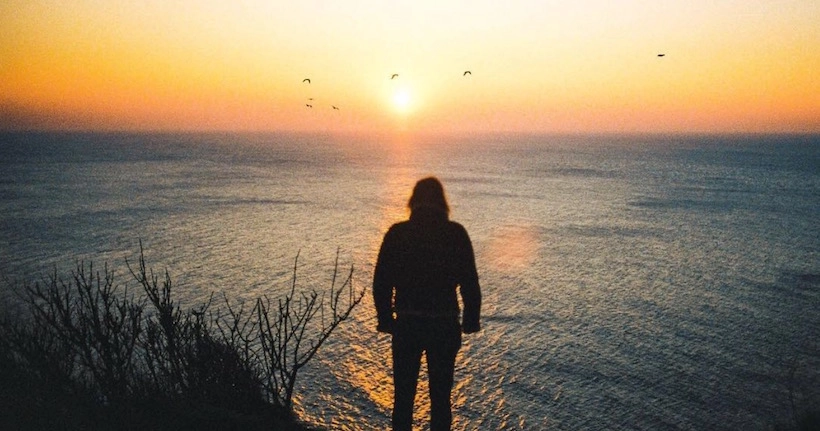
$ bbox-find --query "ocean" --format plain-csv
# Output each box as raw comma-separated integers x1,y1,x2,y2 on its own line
1,132,818,430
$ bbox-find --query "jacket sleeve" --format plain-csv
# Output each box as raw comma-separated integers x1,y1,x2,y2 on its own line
373,227,396,333
456,225,482,333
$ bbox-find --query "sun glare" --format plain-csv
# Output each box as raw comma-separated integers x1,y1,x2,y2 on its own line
392,89,412,113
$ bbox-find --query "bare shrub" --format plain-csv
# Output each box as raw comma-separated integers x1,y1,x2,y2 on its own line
0,244,363,429
253,250,361,410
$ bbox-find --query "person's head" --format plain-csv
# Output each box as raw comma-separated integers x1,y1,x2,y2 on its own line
408,176,450,215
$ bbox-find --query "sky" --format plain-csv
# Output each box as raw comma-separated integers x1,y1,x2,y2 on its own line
1,0,819,135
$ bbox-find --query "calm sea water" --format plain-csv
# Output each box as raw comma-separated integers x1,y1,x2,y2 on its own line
1,132,819,430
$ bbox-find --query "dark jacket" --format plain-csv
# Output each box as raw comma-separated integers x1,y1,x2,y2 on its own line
373,207,481,334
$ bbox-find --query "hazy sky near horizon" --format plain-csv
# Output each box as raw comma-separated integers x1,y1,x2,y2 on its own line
2,0,818,134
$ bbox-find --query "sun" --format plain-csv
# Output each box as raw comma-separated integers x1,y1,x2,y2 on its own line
392,89,412,113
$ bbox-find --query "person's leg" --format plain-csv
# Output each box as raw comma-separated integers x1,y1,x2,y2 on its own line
392,328,423,431
426,324,461,431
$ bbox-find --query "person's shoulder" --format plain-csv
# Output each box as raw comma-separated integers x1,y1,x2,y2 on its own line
446,219,466,228
386,220,412,235
446,220,470,235
391,219,412,229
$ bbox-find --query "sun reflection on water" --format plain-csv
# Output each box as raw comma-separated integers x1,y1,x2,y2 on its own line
341,136,433,428
343,342,394,412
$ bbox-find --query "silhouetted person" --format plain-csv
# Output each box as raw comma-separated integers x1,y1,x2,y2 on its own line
373,177,482,431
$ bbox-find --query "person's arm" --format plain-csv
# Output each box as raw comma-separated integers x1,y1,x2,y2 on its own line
457,226,482,333
373,228,396,333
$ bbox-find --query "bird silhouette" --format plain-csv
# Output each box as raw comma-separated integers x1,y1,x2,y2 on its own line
306,104,312,108
332,105,339,110
463,70,471,76
303,78,311,83
391,74,399,79
657,54,665,57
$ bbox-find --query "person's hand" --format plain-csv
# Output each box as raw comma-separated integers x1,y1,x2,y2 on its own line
462,323,480,334
376,321,394,334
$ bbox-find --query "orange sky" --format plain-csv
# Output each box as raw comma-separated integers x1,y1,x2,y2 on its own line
1,0,818,134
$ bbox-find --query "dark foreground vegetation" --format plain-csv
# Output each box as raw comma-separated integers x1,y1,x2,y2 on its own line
0,245,364,430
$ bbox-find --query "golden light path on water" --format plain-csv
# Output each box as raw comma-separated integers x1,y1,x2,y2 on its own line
297,139,447,429
359,159,416,416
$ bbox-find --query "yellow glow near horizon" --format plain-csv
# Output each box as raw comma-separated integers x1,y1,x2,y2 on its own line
1,0,818,133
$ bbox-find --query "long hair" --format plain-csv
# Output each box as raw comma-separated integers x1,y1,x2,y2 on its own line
408,177,450,215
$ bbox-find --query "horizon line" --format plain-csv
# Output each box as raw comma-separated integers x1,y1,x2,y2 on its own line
2,129,818,138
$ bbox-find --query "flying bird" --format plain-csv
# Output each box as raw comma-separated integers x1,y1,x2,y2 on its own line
657,54,665,57
391,74,399,79
332,105,339,110
303,78,311,83
463,70,471,76
306,104,312,108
